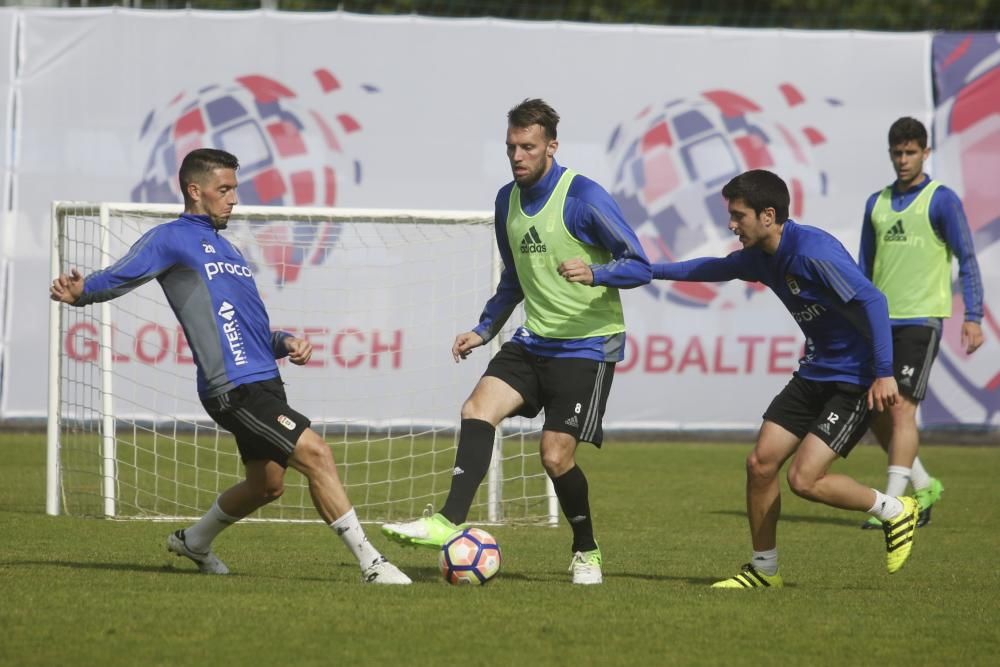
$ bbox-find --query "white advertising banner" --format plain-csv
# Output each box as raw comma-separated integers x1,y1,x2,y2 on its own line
0,9,16,417
0,9,12,213
8,10,984,430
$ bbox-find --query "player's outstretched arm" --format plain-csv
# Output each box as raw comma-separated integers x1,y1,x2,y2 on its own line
867,376,899,412
652,255,744,282
284,336,313,366
452,332,484,363
49,269,84,305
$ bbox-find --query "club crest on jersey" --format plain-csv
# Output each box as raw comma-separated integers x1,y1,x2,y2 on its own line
785,274,801,295
277,415,296,430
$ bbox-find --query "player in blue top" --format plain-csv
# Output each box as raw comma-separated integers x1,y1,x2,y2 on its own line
382,98,651,584
857,116,985,530
653,169,919,588
50,148,410,584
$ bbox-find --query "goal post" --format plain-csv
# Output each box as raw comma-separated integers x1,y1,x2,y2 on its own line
47,201,558,526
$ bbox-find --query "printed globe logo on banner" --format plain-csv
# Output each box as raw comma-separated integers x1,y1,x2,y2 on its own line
132,70,378,286
607,85,833,308
928,34,1000,425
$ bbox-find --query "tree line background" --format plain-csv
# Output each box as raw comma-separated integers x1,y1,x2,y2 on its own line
18,0,1000,32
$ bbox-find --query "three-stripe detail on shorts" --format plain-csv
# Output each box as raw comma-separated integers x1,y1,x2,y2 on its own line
827,394,868,455
913,328,939,400
233,407,297,456
579,362,609,442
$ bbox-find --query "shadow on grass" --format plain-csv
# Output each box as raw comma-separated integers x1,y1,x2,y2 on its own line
393,564,532,584
516,570,799,587
1,559,533,585
709,509,861,528
1,559,212,574
0,559,341,582
610,572,797,588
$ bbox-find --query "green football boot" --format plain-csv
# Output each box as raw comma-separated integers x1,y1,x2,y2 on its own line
381,511,466,549
913,478,944,528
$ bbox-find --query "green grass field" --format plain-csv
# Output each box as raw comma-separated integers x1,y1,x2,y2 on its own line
2,433,998,666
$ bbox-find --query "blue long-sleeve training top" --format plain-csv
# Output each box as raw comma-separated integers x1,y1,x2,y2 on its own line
859,176,984,327
653,220,892,385
74,213,291,399
472,160,652,362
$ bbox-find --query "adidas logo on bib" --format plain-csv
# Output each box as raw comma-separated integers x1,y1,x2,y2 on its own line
883,220,906,242
520,226,546,254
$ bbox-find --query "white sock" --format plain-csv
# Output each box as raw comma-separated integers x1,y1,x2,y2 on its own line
751,548,779,576
330,508,382,568
910,457,931,491
868,490,904,521
184,499,239,552
886,466,910,497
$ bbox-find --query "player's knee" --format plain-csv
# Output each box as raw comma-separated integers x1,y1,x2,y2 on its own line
246,474,284,504
291,434,334,472
888,398,917,422
786,467,818,499
540,450,572,477
260,482,285,504
540,432,576,477
746,451,778,481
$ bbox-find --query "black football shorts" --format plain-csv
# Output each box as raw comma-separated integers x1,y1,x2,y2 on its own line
201,378,310,466
763,373,871,457
483,342,615,446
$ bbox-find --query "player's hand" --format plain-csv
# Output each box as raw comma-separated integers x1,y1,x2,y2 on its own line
961,321,984,354
867,376,899,412
285,337,313,365
557,258,594,286
452,331,484,362
49,268,84,304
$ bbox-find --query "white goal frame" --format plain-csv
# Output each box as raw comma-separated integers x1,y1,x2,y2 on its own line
47,201,559,525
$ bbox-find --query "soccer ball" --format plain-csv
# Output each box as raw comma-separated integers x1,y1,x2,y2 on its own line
438,528,501,586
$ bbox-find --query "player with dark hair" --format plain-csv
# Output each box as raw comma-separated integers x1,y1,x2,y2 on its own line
857,116,984,530
382,98,652,584
654,169,919,588
50,148,411,584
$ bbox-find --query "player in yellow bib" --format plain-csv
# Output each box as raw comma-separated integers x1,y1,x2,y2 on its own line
858,117,985,529
382,99,651,584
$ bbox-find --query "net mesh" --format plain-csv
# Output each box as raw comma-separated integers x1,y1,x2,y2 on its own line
53,203,554,524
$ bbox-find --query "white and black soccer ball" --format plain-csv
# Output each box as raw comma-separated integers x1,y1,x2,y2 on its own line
439,527,502,586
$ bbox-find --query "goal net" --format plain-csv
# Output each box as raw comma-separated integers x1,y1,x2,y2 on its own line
47,202,557,525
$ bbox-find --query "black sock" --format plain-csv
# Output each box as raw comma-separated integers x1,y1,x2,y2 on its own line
551,465,596,553
440,419,496,525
